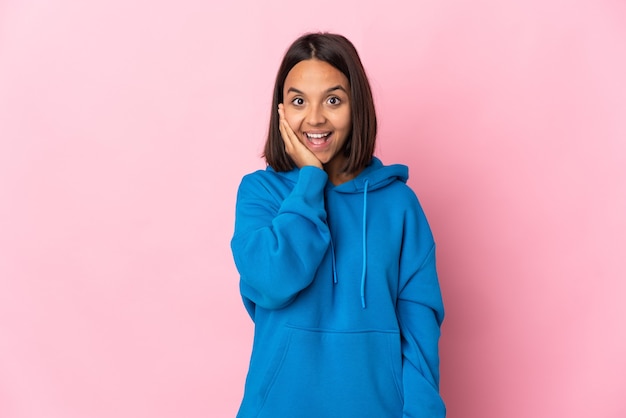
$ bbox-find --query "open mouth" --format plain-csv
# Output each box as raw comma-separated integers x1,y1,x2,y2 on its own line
305,132,332,145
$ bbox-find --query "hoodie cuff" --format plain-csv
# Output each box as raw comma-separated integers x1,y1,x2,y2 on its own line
292,166,328,197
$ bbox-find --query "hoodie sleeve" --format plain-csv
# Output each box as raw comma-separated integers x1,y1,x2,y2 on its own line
231,167,331,313
397,201,446,417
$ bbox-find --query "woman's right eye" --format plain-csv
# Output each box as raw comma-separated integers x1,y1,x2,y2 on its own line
291,97,305,106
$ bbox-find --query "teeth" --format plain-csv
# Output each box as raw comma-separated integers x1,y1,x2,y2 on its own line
306,132,330,139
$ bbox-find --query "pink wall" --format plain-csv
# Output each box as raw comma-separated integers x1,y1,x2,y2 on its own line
1,1,624,417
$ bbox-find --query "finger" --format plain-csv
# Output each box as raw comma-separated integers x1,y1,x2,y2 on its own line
278,106,298,149
278,116,293,150
282,120,299,148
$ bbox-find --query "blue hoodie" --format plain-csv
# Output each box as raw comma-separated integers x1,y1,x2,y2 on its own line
231,157,445,418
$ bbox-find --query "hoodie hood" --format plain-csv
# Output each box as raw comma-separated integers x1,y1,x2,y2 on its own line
332,157,408,193
270,157,408,192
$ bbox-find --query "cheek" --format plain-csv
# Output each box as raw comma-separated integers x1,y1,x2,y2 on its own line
333,110,352,132
284,111,303,130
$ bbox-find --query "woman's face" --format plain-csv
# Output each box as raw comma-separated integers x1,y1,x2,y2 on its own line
282,59,351,169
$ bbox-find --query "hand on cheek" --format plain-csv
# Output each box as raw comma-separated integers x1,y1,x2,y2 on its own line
278,104,323,169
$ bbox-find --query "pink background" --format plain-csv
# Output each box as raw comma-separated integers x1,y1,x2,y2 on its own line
1,0,625,417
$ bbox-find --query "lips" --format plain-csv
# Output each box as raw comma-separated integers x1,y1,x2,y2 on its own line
305,132,331,145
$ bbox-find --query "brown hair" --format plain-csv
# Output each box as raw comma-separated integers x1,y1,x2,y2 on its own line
263,33,377,173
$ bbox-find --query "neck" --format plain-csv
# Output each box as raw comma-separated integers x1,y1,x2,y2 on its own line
328,170,355,186
324,157,362,185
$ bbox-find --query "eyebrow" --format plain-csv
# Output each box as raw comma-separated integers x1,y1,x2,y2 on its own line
286,85,348,95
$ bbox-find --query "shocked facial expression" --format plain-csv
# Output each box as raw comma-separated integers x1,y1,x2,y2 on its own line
283,59,352,168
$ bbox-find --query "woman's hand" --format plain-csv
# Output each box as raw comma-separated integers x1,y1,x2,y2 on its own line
278,104,323,169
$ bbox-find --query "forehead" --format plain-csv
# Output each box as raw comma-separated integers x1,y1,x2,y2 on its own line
284,59,349,92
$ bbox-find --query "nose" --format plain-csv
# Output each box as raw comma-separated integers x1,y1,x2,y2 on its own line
305,103,326,126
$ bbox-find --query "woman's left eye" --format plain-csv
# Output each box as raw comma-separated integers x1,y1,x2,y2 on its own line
327,96,341,105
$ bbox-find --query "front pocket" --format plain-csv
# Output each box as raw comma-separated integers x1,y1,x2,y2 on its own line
257,326,404,418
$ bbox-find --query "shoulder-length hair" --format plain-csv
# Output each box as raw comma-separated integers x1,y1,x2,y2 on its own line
263,32,377,173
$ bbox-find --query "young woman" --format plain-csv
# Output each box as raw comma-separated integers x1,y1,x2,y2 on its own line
231,32,445,417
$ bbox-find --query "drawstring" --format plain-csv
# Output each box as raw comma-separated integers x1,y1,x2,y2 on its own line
329,179,369,309
330,239,338,284
360,180,369,309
